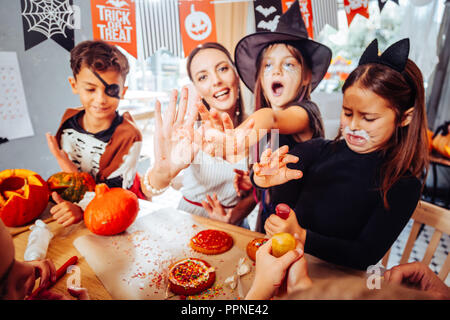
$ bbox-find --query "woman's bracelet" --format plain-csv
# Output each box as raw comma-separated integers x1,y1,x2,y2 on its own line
143,168,171,195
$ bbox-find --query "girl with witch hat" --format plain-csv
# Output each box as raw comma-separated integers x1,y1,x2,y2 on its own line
251,38,429,271
198,0,332,229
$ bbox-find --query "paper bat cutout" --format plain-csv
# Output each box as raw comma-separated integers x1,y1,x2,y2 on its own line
106,0,129,8
256,5,277,17
257,15,280,32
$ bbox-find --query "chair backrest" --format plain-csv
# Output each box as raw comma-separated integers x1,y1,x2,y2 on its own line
382,200,450,280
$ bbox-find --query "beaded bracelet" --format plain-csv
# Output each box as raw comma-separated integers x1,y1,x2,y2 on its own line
143,168,170,195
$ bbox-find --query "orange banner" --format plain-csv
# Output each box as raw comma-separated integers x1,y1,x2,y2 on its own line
179,0,217,57
90,0,137,58
282,0,314,39
343,0,370,27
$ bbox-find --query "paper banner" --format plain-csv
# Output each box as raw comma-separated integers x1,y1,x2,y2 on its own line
282,0,313,39
378,0,399,12
312,0,338,37
343,0,370,27
91,0,137,58
20,0,75,52
254,0,283,32
179,0,217,57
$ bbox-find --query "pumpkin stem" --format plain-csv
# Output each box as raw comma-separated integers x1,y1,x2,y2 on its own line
95,183,109,196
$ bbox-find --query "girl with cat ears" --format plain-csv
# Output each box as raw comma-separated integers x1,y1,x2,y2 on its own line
252,37,430,270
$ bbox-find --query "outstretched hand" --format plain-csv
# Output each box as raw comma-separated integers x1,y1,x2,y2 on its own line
197,103,255,163
148,87,200,190
46,133,78,173
253,145,303,188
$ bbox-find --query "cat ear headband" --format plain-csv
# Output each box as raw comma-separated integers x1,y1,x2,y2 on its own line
359,38,416,100
359,38,410,72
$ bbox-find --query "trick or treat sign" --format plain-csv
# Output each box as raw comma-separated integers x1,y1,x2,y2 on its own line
91,0,137,58
281,0,314,39
343,0,370,26
179,0,217,57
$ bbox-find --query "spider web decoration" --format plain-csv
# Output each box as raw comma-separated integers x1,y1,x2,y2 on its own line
20,0,75,52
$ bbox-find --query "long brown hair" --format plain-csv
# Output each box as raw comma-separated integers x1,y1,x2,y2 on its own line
186,42,244,124
254,43,312,111
341,60,429,209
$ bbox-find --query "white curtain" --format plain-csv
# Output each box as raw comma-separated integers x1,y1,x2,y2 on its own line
397,0,444,81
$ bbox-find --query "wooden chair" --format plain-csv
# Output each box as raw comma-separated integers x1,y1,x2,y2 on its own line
382,200,450,281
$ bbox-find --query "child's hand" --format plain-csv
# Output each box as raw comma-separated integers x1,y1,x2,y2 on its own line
198,104,255,163
25,259,57,296
253,146,303,188
50,192,83,227
264,207,306,244
245,237,304,300
233,169,252,197
30,287,90,300
202,193,233,223
46,133,79,173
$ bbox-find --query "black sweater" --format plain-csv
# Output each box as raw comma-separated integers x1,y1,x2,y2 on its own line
255,138,421,270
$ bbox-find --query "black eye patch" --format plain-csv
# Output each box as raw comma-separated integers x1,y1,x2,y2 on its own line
91,69,121,99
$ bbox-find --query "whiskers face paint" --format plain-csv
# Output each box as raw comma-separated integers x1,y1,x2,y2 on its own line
342,126,371,147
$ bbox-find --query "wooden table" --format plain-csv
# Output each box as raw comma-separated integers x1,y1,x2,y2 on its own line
12,201,366,300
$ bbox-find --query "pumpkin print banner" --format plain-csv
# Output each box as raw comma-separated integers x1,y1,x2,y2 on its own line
254,0,283,32
343,0,370,26
281,0,314,39
90,0,137,58
179,0,217,57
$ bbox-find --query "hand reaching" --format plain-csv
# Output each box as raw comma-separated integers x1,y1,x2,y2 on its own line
253,145,303,188
384,261,450,299
233,169,252,197
245,235,307,300
201,193,233,223
148,87,199,189
198,103,255,163
49,192,83,227
46,133,78,173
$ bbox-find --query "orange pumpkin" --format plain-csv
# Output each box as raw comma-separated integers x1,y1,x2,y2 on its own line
0,169,49,227
84,184,139,236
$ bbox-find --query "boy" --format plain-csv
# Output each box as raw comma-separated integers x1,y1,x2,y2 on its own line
46,40,144,227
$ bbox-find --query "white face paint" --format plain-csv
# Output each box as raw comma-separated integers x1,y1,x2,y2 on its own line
342,125,371,142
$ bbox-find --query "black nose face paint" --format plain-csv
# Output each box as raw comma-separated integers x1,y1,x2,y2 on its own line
91,69,121,99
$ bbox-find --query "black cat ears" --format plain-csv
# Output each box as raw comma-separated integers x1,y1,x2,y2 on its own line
359,38,410,72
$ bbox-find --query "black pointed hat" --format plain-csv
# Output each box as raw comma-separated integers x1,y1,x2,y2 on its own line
235,0,332,93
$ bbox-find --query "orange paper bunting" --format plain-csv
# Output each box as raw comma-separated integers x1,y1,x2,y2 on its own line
90,0,137,58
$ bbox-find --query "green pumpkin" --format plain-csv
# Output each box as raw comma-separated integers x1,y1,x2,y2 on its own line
47,172,96,203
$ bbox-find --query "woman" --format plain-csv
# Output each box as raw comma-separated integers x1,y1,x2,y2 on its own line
143,43,256,227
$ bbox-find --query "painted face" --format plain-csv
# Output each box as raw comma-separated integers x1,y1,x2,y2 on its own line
0,222,36,300
69,67,126,124
260,44,303,109
190,48,239,113
340,84,397,154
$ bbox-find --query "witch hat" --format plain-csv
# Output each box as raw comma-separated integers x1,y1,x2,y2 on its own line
235,0,332,92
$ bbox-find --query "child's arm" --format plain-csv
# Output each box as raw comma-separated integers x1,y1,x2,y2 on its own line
46,133,79,173
198,104,310,149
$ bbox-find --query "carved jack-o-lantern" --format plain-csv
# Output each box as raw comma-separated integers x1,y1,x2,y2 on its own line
185,4,212,41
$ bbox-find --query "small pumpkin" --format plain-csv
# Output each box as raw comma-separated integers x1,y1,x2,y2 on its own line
47,172,96,203
0,169,49,227
84,184,139,236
